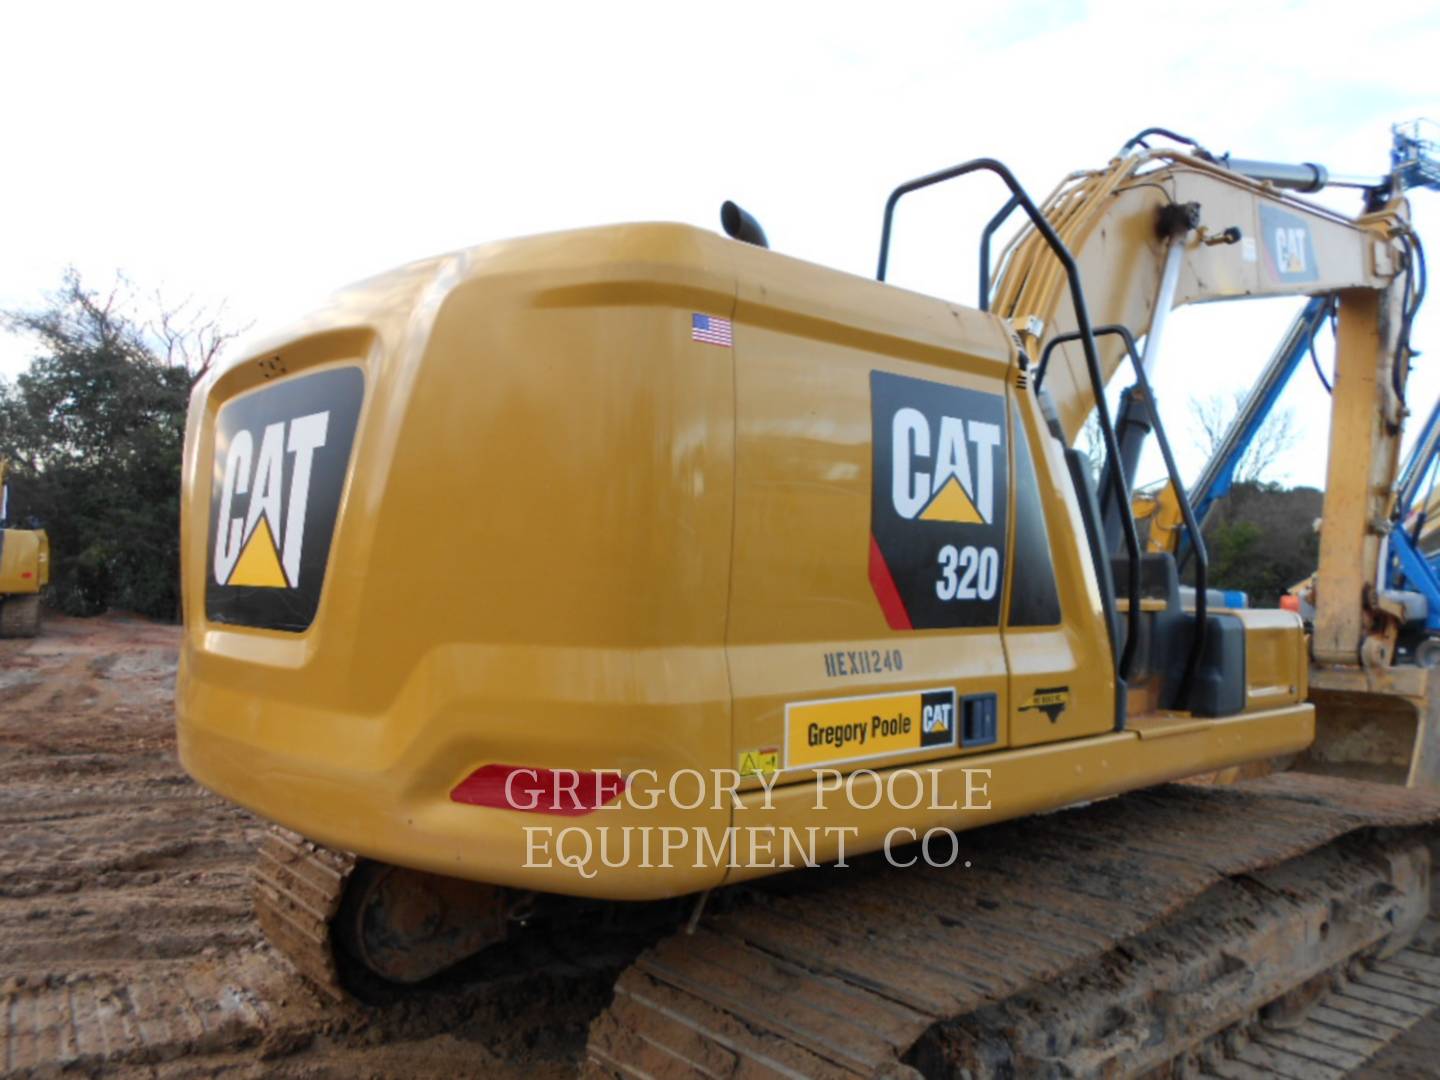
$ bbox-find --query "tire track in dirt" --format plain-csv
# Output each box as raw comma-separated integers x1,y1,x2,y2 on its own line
0,614,608,1077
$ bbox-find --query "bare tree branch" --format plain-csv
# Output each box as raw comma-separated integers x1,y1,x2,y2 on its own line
148,287,249,382
4,268,249,387
1188,390,1298,485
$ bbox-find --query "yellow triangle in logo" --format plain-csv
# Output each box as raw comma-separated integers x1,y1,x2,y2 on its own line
919,476,984,524
227,517,288,588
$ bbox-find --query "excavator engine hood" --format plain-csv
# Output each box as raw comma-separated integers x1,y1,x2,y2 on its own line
176,222,1311,901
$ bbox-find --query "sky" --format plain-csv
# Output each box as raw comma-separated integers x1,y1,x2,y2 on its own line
2,0,1439,489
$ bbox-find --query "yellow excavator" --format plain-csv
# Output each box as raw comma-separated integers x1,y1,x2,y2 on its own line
177,125,1440,1075
0,458,48,637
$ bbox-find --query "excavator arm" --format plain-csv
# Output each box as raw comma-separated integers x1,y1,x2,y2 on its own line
989,142,1419,670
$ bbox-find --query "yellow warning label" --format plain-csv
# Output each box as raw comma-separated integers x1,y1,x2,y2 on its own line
785,687,957,769
738,748,780,777
919,475,984,524
228,517,288,588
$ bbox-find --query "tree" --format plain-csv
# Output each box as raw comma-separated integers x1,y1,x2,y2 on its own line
1189,390,1299,485
1195,483,1323,607
0,270,243,618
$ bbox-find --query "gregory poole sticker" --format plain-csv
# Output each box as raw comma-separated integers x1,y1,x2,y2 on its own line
205,366,364,632
868,371,1009,630
785,687,957,769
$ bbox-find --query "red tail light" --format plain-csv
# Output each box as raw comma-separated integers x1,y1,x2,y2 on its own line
450,764,626,816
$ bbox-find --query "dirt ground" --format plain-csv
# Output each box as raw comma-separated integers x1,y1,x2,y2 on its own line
13,613,1440,1079
0,614,618,1078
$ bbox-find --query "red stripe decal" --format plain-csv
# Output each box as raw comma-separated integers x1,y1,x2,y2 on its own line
868,534,912,630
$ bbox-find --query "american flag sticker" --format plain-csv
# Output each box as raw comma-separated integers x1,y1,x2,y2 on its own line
691,312,733,347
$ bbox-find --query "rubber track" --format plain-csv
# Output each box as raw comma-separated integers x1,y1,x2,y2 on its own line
584,773,1440,1078
252,826,357,1000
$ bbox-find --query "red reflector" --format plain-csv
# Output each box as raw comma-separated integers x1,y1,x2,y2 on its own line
20,572,32,579
450,764,626,816
1280,595,1300,612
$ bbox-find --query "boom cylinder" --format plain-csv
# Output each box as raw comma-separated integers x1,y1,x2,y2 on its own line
1224,157,1386,193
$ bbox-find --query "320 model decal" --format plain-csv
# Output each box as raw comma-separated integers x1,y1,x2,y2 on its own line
868,371,1009,630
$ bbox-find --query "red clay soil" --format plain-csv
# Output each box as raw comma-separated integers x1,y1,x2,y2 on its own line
0,613,606,1078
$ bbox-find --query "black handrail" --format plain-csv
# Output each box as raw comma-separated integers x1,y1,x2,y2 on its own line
1027,343,1137,683
978,194,1020,311
876,158,1138,689
1037,326,1210,708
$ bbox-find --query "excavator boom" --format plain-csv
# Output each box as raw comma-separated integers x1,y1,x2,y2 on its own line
992,149,1402,439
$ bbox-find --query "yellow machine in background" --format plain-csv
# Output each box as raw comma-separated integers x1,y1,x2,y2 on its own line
0,459,48,638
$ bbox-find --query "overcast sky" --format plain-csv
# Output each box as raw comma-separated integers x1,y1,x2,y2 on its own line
3,0,1438,488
